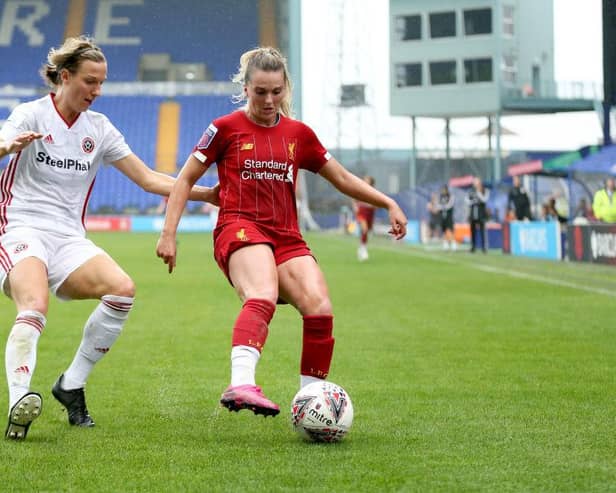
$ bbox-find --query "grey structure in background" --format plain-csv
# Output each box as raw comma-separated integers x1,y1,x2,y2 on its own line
389,0,598,184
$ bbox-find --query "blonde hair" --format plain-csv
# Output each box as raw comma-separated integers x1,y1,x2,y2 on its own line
231,47,293,118
40,35,106,88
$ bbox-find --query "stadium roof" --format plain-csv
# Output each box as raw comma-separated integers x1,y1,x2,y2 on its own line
570,145,616,175
508,146,601,177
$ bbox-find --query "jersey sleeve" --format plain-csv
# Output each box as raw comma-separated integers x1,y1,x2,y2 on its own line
298,123,331,173
100,116,132,164
191,120,225,168
0,103,33,142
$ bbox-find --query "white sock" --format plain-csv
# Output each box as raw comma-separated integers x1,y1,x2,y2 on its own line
231,345,260,387
300,375,322,389
5,311,46,410
62,295,133,390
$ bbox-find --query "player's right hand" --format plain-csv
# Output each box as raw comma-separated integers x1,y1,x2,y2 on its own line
10,131,43,153
156,235,177,273
388,204,408,240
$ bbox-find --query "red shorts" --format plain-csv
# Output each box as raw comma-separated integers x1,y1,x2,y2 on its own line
356,209,375,230
213,220,313,281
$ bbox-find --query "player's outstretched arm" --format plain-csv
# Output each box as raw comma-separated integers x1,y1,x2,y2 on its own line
319,158,407,239
112,153,218,204
0,132,43,159
156,155,207,273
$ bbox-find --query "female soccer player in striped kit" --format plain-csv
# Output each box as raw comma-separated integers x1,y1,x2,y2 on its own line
0,36,218,440
156,47,408,417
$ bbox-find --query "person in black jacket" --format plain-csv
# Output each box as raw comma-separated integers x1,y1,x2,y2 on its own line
438,185,456,250
466,177,490,253
507,176,532,220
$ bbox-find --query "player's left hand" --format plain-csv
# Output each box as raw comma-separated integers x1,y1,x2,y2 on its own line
388,205,407,240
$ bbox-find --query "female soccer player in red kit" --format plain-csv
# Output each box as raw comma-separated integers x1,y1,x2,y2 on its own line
353,175,377,261
156,47,408,416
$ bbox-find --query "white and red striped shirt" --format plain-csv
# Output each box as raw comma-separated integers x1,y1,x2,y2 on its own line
0,94,131,236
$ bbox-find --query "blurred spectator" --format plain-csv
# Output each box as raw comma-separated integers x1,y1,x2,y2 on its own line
438,185,456,251
549,197,568,224
573,197,595,223
540,203,553,221
507,175,532,220
592,177,616,223
426,192,441,240
542,198,567,223
505,206,517,222
339,205,354,234
466,177,490,253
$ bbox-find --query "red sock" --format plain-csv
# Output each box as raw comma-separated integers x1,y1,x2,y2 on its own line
361,231,368,243
301,315,335,379
231,299,276,353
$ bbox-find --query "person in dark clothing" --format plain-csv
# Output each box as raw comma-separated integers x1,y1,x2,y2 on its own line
546,197,568,224
426,192,441,240
466,177,490,253
507,176,532,220
573,197,594,222
438,185,456,250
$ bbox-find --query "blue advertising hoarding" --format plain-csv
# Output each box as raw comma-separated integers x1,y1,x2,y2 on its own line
131,215,215,233
403,220,420,244
509,221,562,260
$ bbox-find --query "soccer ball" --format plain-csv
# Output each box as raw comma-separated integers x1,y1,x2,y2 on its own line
290,381,353,443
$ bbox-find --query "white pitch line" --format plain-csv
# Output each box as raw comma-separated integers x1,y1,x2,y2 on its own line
377,244,616,298
472,263,616,298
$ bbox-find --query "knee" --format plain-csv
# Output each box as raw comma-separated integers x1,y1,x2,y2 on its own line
236,285,278,307
109,275,136,298
16,295,48,317
301,294,332,316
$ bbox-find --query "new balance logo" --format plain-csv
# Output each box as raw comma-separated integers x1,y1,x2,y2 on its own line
95,347,109,354
14,366,30,374
43,134,54,144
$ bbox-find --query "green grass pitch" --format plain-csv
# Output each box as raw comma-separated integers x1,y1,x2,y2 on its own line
1,232,615,492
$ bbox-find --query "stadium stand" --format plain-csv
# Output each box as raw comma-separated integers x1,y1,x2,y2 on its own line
176,94,236,158
85,94,234,213
87,96,160,213
0,0,258,84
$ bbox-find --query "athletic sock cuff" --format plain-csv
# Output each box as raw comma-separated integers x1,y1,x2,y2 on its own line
231,298,276,352
101,295,134,318
303,314,333,338
15,310,47,333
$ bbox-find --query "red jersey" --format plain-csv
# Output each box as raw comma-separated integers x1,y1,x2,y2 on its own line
192,111,330,233
356,202,376,220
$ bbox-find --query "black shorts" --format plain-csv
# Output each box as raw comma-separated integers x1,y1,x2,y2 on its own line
441,210,454,231
429,213,441,230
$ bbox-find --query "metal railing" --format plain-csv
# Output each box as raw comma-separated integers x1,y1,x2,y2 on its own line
502,80,603,101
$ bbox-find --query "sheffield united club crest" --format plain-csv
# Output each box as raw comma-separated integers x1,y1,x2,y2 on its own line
81,137,95,154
